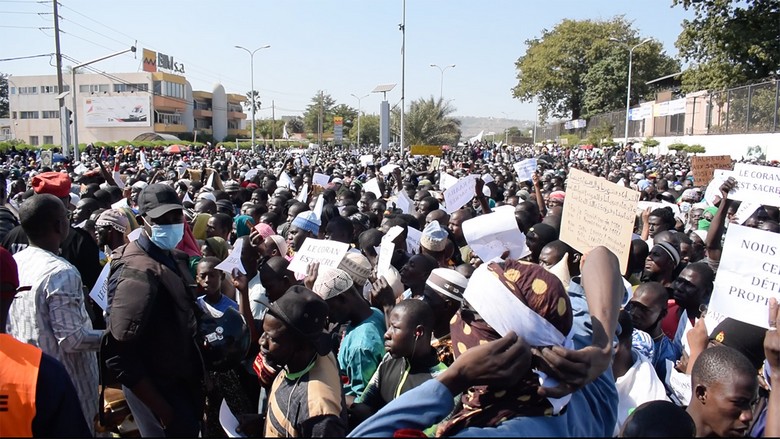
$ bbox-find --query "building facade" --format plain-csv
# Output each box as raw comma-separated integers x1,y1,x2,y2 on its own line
7,72,248,146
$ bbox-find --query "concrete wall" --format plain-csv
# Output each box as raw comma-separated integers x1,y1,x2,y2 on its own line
641,133,780,161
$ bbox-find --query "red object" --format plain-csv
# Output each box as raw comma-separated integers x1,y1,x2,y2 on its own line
164,144,189,154
175,221,202,258
31,172,71,198
0,246,19,298
393,429,428,437
661,300,681,340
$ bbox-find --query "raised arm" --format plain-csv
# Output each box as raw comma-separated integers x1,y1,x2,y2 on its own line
705,177,737,263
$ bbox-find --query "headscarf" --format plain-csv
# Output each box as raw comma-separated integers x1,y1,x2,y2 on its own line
176,220,202,258
204,236,229,261
234,214,253,238
192,213,211,240
438,259,572,435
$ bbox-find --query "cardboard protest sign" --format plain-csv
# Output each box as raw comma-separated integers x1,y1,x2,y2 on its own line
513,158,537,182
462,206,530,262
560,168,639,272
410,145,442,157
443,175,477,214
287,238,349,275
691,155,732,186
705,225,780,332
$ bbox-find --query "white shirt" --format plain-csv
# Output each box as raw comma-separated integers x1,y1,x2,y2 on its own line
614,349,670,435
234,273,268,320
8,246,102,432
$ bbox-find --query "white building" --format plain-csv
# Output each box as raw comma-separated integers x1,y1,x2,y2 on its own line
7,71,248,146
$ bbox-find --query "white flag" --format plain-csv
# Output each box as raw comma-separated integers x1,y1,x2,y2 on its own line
282,122,290,140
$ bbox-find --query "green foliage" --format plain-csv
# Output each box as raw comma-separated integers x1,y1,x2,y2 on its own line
558,134,580,147
643,137,660,148
684,144,706,154
512,16,679,120
0,72,8,118
303,91,337,134
392,96,461,147
285,116,305,134
256,119,286,140
667,142,688,151
349,113,380,145
585,120,615,146
673,0,780,92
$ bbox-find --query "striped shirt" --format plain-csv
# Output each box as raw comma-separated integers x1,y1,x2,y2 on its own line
7,246,102,432
265,353,347,437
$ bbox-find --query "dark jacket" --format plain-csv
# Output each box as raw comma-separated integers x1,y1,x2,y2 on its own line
104,233,204,390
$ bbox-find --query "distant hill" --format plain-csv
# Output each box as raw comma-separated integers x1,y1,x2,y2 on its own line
457,116,534,139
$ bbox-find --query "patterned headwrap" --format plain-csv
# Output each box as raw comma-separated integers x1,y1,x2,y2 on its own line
437,259,572,436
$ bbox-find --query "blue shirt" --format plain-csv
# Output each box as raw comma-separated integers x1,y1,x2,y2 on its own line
197,294,238,313
339,308,386,397
349,277,619,437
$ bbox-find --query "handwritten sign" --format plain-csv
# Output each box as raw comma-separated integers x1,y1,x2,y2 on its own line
313,172,330,187
216,238,246,275
288,238,349,275
443,175,477,214
462,206,530,262
89,263,111,311
560,168,639,272
410,145,442,157
513,158,537,182
691,155,732,186
705,225,779,332
359,154,374,167
730,163,780,207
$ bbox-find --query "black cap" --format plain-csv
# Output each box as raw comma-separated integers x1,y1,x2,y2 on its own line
137,183,182,219
256,285,331,356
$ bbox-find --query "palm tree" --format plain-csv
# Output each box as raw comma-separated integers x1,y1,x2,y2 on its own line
394,96,461,146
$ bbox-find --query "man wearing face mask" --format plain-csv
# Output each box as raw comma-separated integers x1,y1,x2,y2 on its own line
104,184,205,437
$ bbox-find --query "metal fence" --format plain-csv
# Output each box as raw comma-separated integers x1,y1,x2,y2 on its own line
536,79,779,142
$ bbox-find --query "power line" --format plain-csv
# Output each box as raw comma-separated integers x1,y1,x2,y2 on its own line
0,24,51,28
59,28,122,52
0,10,49,13
58,14,130,48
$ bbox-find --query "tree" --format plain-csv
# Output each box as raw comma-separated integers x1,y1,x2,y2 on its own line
0,73,8,118
245,90,262,113
393,96,461,146
349,114,380,145
256,119,285,141
285,116,305,134
511,17,680,120
674,0,780,92
302,91,336,134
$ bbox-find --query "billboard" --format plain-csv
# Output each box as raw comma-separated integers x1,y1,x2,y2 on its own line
142,49,157,72
84,96,151,128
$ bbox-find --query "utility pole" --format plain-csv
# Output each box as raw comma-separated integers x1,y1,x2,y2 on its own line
271,100,275,148
318,91,323,148
399,0,406,157
52,0,67,149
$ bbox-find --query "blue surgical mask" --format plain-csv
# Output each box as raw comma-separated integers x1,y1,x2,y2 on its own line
146,221,184,250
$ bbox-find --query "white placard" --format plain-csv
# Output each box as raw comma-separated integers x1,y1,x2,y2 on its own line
219,399,245,438
313,172,330,187
513,158,537,182
183,193,193,204
729,163,780,207
462,206,530,262
364,178,382,198
215,238,246,275
127,228,142,242
297,183,309,203
313,194,324,220
443,175,477,214
481,173,495,184
111,197,129,210
244,168,259,181
395,190,412,214
439,173,459,191
406,226,422,255
359,154,374,167
705,224,780,332
112,170,126,189
278,171,295,190
89,263,111,311
636,201,681,215
287,238,350,275
377,236,395,278
379,163,399,175
734,201,760,225
664,359,691,406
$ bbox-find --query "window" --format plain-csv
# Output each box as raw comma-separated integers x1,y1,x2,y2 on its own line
153,81,161,95
155,112,182,125
10,87,15,95
79,84,109,93
162,81,184,99
19,111,39,119
43,136,54,144
18,87,37,95
29,136,39,146
42,110,59,119
41,85,59,94
98,84,109,93
114,83,149,92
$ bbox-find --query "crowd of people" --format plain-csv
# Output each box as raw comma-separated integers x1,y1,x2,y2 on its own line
0,139,778,437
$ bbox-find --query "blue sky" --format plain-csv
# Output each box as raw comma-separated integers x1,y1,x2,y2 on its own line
1,0,692,121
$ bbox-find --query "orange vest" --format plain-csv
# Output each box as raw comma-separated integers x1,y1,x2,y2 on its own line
0,333,41,437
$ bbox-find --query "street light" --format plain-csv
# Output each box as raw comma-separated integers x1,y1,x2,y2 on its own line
429,63,455,100
610,37,652,143
350,93,369,147
234,44,271,151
